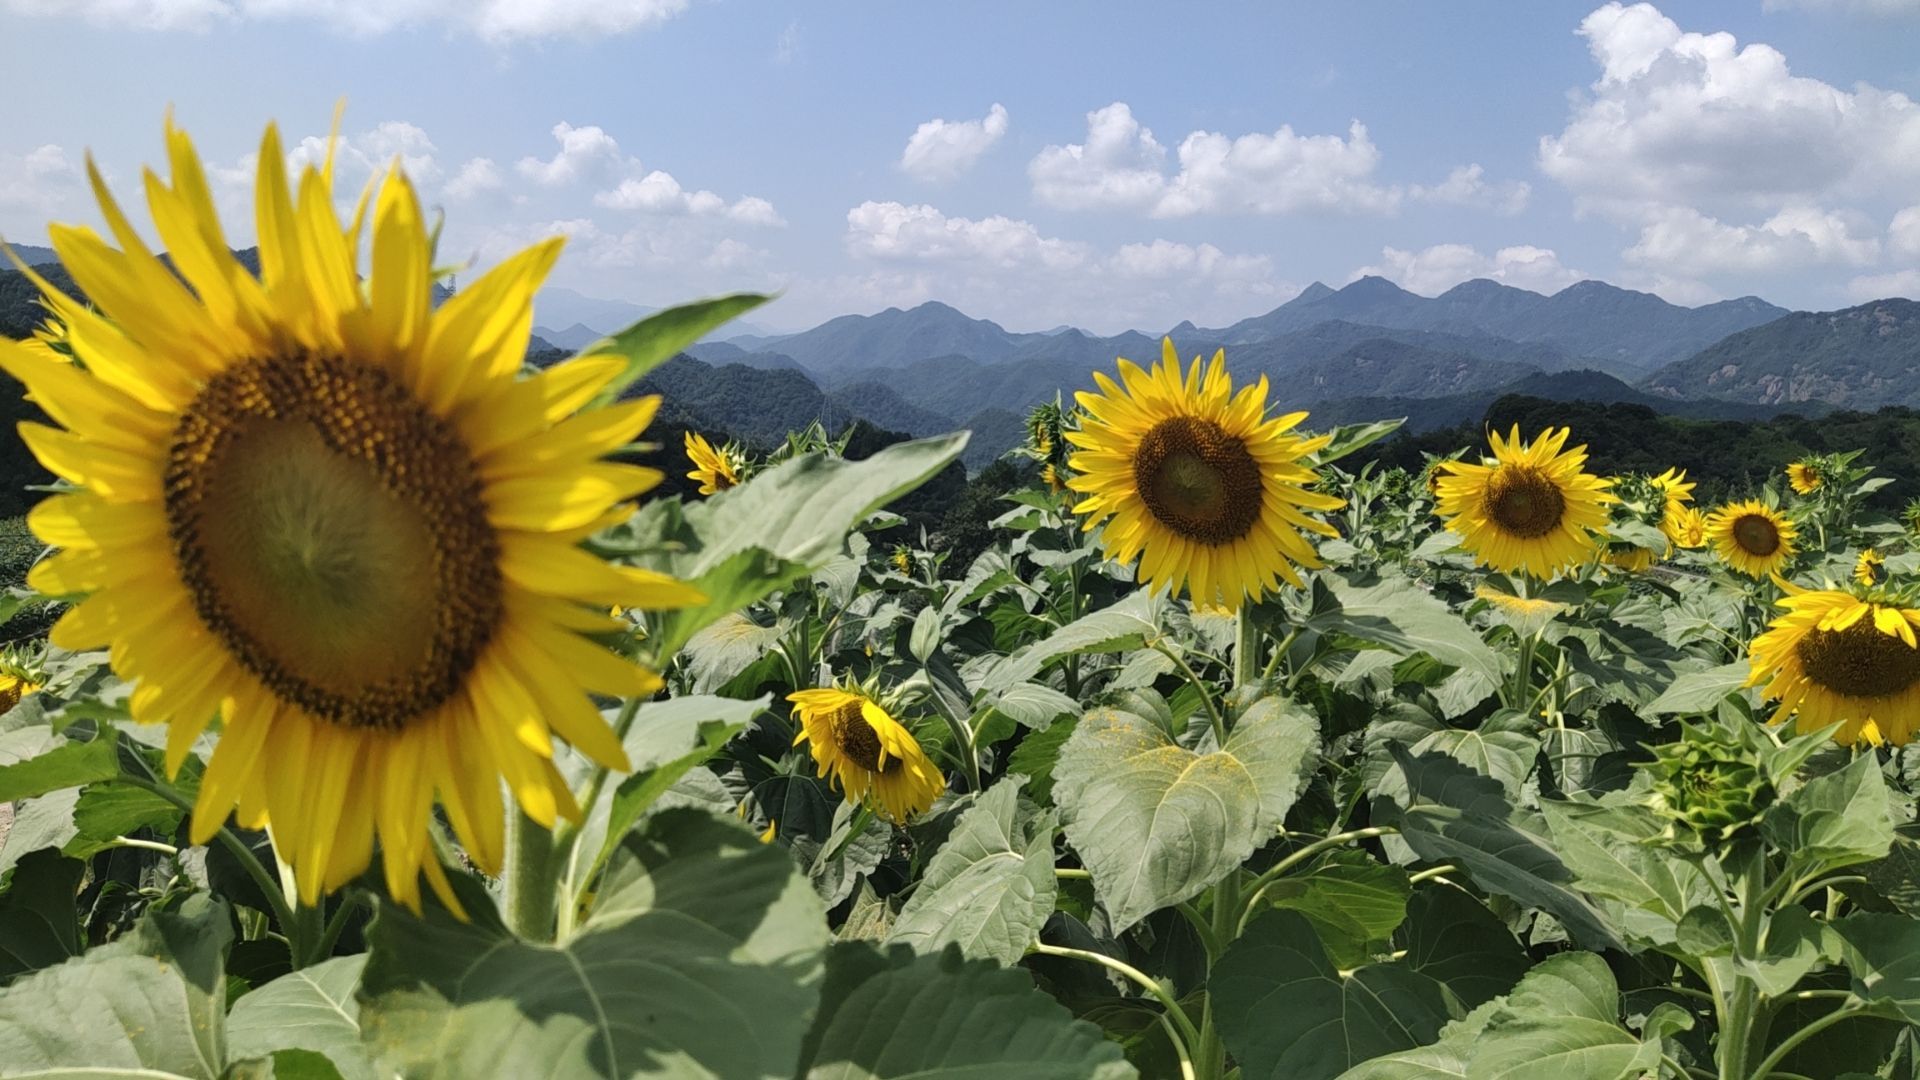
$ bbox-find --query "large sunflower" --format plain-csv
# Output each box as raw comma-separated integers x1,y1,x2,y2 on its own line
683,431,740,495
1747,584,1920,745
1434,426,1614,578
1706,500,1797,579
788,687,944,823
1,119,703,911
1066,339,1342,610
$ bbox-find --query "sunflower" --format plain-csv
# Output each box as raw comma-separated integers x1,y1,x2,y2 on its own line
683,431,740,495
1787,461,1822,495
1434,426,1614,578
1669,505,1708,550
1856,548,1887,587
1066,339,1342,611
1652,467,1696,545
1,118,704,911
788,687,944,823
1747,584,1920,745
1706,501,1798,579
1605,545,1655,573
0,671,38,714
1041,462,1066,493
890,544,913,575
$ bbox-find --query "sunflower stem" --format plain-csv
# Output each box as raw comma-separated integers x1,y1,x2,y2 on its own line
1156,642,1226,745
503,809,558,942
1233,608,1260,689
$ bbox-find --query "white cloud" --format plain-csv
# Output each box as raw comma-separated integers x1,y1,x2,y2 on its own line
1623,205,1881,275
1410,164,1531,215
1846,269,1920,300
1355,243,1589,296
445,157,504,200
1540,3,1920,212
1890,205,1920,258
517,122,623,186
0,0,691,39
1763,0,1920,13
289,120,440,186
594,172,785,225
0,143,84,224
838,199,1288,332
900,103,1010,182
773,19,801,64
1030,102,1408,217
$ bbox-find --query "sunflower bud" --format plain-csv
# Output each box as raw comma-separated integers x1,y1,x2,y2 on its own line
1645,723,1774,845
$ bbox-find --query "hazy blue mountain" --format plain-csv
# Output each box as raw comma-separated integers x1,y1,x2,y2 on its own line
2,244,56,268
535,287,657,336
1289,339,1539,401
1643,298,1920,408
1311,368,1823,434
734,300,1035,372
1200,276,1786,371
533,322,606,351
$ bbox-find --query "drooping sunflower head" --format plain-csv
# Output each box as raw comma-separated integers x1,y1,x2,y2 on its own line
683,431,742,496
787,686,944,823
1786,460,1823,495
1706,500,1798,579
1605,545,1655,573
3,117,706,911
1066,339,1343,611
1857,548,1888,588
1746,584,1920,745
1433,426,1614,579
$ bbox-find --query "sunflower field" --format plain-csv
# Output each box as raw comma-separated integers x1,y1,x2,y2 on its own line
3,123,1920,1080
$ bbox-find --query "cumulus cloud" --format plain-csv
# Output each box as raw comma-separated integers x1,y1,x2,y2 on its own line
1846,269,1920,301
1354,243,1589,296
287,120,441,186
0,0,691,39
1623,205,1881,275
1890,205,1920,259
595,173,784,225
517,122,623,186
1540,2,1920,212
900,103,1010,182
1410,164,1531,215
1030,102,1404,216
838,199,1288,332
511,121,781,224
445,157,504,200
0,143,83,224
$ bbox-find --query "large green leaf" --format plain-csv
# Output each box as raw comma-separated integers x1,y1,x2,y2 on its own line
887,777,1058,966
647,433,968,658
226,956,374,1080
1259,853,1410,970
1644,662,1749,715
1378,746,1622,951
0,849,82,982
0,732,119,801
362,809,828,1080
1459,953,1659,1080
0,895,231,1078
796,943,1133,1079
1540,797,1705,925
1211,910,1452,1080
1833,912,1920,1023
1053,699,1317,932
984,591,1165,692
1396,885,1529,1012
1313,574,1501,716
581,292,773,407
1764,752,1894,877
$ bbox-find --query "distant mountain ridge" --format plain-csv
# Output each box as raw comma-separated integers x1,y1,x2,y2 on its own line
1642,298,1920,409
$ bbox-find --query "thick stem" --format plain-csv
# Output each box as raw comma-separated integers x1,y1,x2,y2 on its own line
503,809,557,941
1156,643,1226,745
1233,608,1261,689
1239,826,1397,934
1030,942,1202,1052
1747,1003,1867,1080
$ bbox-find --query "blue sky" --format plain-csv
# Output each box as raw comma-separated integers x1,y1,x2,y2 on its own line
5,0,1920,333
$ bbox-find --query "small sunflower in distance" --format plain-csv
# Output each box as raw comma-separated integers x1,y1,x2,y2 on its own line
788,687,944,823
1652,467,1696,545
1670,506,1709,550
1067,339,1343,611
1747,582,1920,745
1,117,705,911
1706,500,1798,579
1787,460,1823,495
1857,548,1887,587
684,431,741,495
1434,426,1614,578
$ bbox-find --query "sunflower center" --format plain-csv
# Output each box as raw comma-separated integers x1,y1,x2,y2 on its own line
164,353,502,730
1796,614,1920,699
1132,417,1263,546
1484,466,1566,539
1732,514,1781,556
829,699,897,774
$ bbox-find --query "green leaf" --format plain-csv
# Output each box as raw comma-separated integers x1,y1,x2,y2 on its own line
985,682,1080,732
1833,912,1920,1023
1309,418,1406,466
1737,905,1834,998
0,733,119,801
1313,574,1501,717
984,591,1166,692
1539,797,1704,923
0,895,231,1078
1378,746,1622,951
649,433,968,658
682,612,786,693
226,957,373,1080
796,943,1133,1079
1644,662,1749,715
1764,752,1894,876
1461,953,1658,1080
1861,837,1920,917
1211,910,1452,1080
1260,854,1410,970
1005,714,1078,804
0,849,82,982
887,777,1057,966
362,809,829,1080
66,760,204,859
1334,1043,1467,1079
1053,700,1316,932
581,292,772,406
1397,885,1529,1012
